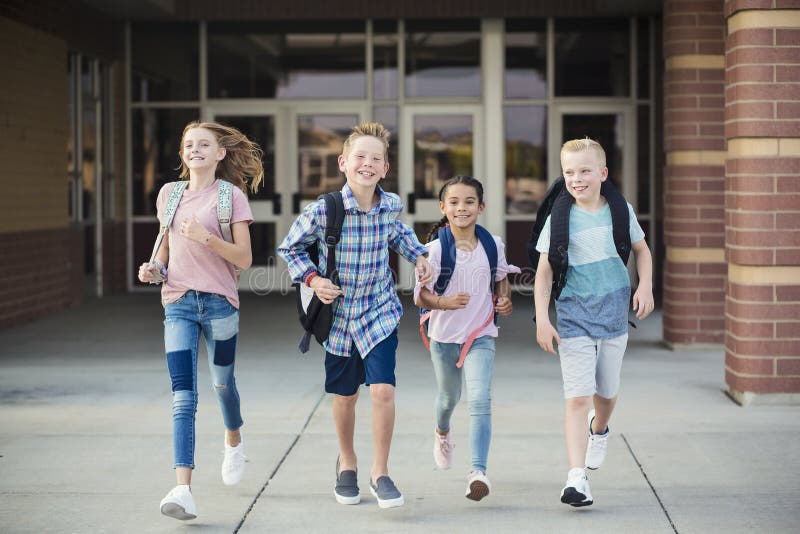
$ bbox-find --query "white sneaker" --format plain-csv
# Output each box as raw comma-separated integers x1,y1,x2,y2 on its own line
222,436,246,486
465,470,492,501
560,467,593,507
160,484,196,520
433,429,454,469
585,409,609,470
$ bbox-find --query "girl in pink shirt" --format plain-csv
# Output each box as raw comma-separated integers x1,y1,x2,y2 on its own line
137,121,262,521
414,176,520,502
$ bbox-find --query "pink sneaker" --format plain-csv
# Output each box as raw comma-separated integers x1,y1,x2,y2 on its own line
433,429,454,469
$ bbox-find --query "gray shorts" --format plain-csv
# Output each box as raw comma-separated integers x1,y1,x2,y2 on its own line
558,334,628,399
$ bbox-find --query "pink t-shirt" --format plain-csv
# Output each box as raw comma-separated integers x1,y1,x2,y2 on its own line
414,235,521,344
157,179,253,309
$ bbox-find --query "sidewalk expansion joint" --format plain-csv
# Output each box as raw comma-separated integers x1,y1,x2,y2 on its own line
233,391,326,533
621,433,678,534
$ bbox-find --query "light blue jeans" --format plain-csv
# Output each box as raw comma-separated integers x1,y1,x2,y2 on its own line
164,290,243,468
430,335,495,473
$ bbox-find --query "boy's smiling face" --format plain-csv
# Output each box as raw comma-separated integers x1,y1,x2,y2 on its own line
561,149,608,210
338,135,389,191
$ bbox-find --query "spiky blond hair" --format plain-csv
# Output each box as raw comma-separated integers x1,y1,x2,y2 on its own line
560,137,606,169
342,121,390,158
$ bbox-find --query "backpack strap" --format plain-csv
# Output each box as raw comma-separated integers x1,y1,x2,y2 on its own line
321,191,345,284
548,188,573,300
434,225,456,295
527,177,567,270
475,225,497,293
217,180,234,243
148,181,189,263
601,180,631,265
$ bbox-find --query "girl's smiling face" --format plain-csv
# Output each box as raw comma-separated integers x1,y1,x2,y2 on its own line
181,127,226,172
440,182,484,230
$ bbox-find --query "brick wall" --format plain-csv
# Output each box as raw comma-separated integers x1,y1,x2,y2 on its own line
663,0,728,345
0,16,82,326
724,1,800,401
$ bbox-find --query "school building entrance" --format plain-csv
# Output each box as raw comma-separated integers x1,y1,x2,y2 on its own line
2,1,799,402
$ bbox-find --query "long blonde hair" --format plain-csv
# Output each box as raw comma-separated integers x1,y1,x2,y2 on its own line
177,121,264,194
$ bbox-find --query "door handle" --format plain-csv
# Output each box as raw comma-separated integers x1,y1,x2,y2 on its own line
406,193,416,215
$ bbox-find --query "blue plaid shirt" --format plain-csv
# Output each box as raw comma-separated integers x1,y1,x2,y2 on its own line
277,184,427,357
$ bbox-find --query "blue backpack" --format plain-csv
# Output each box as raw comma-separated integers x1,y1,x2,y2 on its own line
418,224,498,367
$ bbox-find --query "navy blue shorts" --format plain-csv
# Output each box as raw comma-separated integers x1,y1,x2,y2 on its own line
324,330,398,396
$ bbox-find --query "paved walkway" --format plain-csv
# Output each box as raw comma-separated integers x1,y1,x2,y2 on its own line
0,294,798,533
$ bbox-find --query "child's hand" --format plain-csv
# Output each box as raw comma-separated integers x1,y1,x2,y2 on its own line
180,214,210,244
310,276,343,304
416,255,433,285
536,320,561,354
495,296,513,316
632,284,654,320
442,292,470,310
137,262,161,284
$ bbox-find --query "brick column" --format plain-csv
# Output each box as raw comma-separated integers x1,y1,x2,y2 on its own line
724,1,800,404
663,0,728,345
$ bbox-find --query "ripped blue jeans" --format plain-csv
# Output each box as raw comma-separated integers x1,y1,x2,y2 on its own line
164,290,243,469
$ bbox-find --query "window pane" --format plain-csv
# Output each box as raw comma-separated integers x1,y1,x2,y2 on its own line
405,20,481,98
637,17,651,98
208,22,365,99
373,20,398,100
637,105,650,214
554,18,630,96
131,108,200,216
505,221,535,287
250,222,276,265
297,115,357,200
214,116,275,200
131,23,198,102
413,115,473,199
504,19,547,99
505,106,547,215
373,106,398,193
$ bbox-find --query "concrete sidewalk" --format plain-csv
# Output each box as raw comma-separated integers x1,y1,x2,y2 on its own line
0,294,797,533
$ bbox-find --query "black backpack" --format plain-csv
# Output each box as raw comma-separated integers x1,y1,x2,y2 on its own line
296,192,345,353
527,176,631,305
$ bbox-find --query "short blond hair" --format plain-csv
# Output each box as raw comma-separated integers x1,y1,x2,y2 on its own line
560,138,606,169
342,121,390,158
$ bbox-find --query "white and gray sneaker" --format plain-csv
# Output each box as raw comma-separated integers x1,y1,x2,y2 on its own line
160,484,197,520
585,409,609,470
560,467,593,507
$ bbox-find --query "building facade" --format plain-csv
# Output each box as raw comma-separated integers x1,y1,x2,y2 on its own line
0,0,797,402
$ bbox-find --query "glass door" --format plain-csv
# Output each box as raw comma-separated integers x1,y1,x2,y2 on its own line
208,107,285,293
399,105,483,289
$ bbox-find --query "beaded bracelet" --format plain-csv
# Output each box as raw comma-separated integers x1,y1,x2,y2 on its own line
305,271,319,287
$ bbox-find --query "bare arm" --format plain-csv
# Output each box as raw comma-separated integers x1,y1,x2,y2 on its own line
181,217,253,270
494,277,513,316
534,254,561,354
415,286,469,310
631,239,654,320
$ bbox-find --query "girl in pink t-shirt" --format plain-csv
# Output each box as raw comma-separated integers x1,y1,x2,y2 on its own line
414,176,520,502
137,121,261,521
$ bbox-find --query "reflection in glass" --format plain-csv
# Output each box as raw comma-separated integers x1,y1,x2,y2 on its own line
132,108,200,215
131,23,198,102
505,106,547,215
637,17,651,98
413,115,473,199
208,22,365,99
297,115,358,199
373,106,398,193
562,114,624,193
555,18,629,96
82,106,96,221
373,20,398,100
414,221,440,249
405,21,481,98
251,222,277,265
505,19,547,99
215,116,274,199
